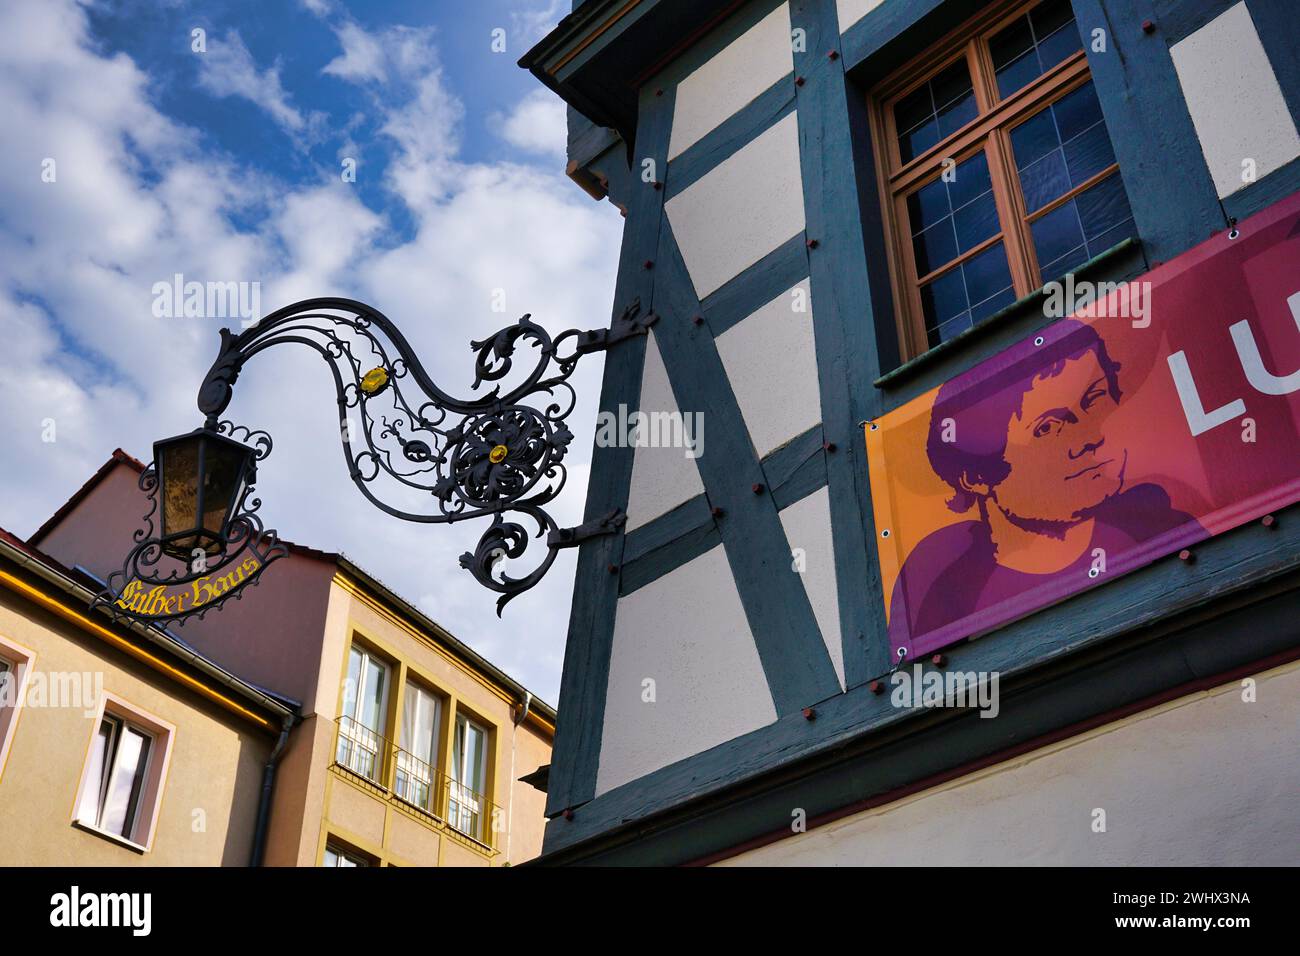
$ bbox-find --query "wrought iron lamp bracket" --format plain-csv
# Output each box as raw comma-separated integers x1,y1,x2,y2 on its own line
188,296,642,614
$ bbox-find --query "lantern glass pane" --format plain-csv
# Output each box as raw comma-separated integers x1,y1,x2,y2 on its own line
201,439,248,538
160,439,201,541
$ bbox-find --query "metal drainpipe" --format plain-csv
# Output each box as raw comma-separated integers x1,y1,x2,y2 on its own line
250,714,295,867
505,692,532,864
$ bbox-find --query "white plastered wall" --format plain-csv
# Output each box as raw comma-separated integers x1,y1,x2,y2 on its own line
779,487,844,690
669,3,794,160
836,0,888,33
595,544,777,796
666,111,806,299
715,277,822,459
1170,2,1300,199
624,330,705,532
719,660,1300,865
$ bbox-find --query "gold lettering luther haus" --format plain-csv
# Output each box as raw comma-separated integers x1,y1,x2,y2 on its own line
114,556,263,619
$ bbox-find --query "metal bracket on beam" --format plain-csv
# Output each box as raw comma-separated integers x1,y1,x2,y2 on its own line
572,300,658,355
548,509,627,549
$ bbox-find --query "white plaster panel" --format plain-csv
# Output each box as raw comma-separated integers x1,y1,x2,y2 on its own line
665,111,805,299
720,661,1300,865
779,487,844,690
836,0,887,33
596,544,777,796
668,4,795,160
715,278,821,458
624,330,705,532
1170,2,1300,199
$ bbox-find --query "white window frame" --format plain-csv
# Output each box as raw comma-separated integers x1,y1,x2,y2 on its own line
322,842,370,867
72,693,174,852
336,644,391,784
395,680,440,814
449,714,489,841
0,634,36,786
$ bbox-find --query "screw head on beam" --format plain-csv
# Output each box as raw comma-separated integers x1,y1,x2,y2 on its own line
711,506,725,519
930,653,946,667
802,707,816,721
1179,549,1195,563
752,482,764,494
1261,514,1277,529
823,441,836,453
1141,19,1156,34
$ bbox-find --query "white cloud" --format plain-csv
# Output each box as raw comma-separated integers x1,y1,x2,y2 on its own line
0,0,622,703
491,88,568,158
510,0,567,47
197,31,322,137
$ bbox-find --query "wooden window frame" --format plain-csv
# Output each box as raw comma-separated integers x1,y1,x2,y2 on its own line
868,0,1115,360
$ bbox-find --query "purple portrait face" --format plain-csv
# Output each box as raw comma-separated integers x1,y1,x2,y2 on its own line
993,349,1127,523
927,319,1126,525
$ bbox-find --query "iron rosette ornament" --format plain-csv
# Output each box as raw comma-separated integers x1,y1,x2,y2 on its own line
193,297,654,613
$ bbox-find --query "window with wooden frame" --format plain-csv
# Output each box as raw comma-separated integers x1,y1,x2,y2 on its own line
869,0,1139,359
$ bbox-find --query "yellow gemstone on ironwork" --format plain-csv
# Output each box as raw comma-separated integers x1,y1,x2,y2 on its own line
489,444,509,464
360,366,389,395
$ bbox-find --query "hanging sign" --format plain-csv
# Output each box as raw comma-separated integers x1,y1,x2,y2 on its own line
866,190,1300,660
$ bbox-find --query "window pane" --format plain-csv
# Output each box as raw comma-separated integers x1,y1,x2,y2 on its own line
1031,202,1087,272
962,242,1014,308
360,657,386,732
1052,80,1104,143
920,241,1015,348
100,726,151,839
946,150,992,209
907,150,996,276
1075,170,1132,240
341,647,362,722
1010,109,1059,170
919,266,968,331
895,59,975,162
78,717,115,826
932,311,974,345
1063,132,1115,187
912,220,958,276
990,0,1081,100
953,192,999,253
1018,150,1070,213
1032,171,1137,282
465,723,485,794
1011,80,1114,214
397,683,438,811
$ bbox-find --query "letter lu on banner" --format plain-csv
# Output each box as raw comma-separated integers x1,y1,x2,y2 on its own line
865,191,1300,661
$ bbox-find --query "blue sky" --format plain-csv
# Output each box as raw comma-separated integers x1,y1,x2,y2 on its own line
0,0,623,703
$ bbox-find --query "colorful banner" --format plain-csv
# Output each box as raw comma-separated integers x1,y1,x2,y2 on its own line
866,191,1300,660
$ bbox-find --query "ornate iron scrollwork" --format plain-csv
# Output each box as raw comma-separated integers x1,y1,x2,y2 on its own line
192,297,651,614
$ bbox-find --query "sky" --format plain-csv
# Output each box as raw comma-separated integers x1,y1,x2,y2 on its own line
0,0,625,705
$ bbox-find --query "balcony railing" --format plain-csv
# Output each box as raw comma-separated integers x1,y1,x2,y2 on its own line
332,715,500,847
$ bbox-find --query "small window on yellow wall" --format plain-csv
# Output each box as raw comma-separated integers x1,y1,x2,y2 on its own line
870,0,1138,359
73,697,173,851
0,637,36,784
322,841,372,867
